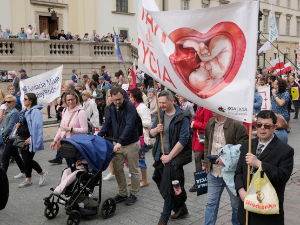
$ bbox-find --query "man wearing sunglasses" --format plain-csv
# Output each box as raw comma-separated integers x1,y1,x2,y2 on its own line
235,110,294,225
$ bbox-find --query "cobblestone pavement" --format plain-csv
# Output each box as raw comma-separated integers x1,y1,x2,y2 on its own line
1,112,300,225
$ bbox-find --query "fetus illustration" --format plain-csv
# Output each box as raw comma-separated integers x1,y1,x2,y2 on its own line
182,35,233,91
169,22,246,99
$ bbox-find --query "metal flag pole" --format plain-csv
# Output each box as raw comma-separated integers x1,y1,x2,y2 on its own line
113,27,128,79
153,79,165,157
260,31,300,73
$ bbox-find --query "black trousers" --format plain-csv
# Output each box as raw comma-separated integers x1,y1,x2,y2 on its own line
293,100,299,117
21,148,42,178
1,139,24,173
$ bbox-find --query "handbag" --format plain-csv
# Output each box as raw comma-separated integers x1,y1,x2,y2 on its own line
57,111,77,150
275,113,288,130
12,135,28,150
2,135,9,144
194,170,208,196
244,166,279,215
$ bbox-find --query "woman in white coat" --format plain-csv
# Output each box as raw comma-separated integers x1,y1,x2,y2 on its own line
129,88,152,187
81,90,99,129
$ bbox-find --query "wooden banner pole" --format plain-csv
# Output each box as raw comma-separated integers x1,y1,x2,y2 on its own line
246,122,253,225
153,79,165,156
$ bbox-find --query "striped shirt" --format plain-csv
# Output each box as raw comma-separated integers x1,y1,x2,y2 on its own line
211,118,226,178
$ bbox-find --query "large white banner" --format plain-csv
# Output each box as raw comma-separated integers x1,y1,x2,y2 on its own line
258,86,271,110
138,0,258,122
20,66,63,104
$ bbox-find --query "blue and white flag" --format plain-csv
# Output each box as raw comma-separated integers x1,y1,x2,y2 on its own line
20,65,63,104
114,33,125,63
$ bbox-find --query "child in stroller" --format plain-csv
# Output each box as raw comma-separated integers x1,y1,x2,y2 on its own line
43,134,116,225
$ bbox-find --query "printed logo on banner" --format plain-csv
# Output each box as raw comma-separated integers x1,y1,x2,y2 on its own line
218,106,226,112
226,106,248,117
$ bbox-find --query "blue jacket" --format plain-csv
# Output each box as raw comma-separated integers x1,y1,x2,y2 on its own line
24,104,44,152
72,74,79,83
103,72,110,81
149,105,190,162
98,100,139,146
219,144,241,196
14,93,22,109
2,105,19,136
253,91,263,115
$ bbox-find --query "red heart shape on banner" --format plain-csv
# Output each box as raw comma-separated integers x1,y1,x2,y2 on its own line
169,22,246,99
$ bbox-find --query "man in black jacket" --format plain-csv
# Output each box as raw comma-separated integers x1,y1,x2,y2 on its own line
150,90,191,225
234,110,294,225
98,87,140,206
92,70,99,84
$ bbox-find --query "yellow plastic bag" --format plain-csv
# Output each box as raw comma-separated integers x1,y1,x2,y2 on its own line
244,166,279,215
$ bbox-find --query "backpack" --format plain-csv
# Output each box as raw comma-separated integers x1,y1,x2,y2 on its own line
124,102,143,136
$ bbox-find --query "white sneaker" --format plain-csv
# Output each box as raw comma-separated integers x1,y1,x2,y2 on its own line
14,173,25,179
39,171,48,186
129,173,131,178
103,172,116,181
18,179,33,188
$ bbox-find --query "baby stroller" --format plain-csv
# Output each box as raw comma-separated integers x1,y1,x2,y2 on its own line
43,134,116,225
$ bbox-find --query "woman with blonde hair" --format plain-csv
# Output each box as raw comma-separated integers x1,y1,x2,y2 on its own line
81,90,99,129
126,76,135,96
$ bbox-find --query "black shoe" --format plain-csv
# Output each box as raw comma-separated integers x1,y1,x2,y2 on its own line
293,116,298,119
169,207,189,221
189,184,196,192
114,194,128,203
48,116,52,119
48,158,62,164
291,109,295,112
125,194,137,206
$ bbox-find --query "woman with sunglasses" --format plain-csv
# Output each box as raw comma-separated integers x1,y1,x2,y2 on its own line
1,95,25,176
50,90,88,151
81,90,99,129
7,85,22,111
17,93,48,188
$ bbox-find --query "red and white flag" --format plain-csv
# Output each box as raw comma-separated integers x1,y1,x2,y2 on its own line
138,0,258,122
269,56,284,72
275,62,291,75
131,60,137,88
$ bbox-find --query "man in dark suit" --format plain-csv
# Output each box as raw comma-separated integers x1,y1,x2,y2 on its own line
10,70,20,94
235,110,294,225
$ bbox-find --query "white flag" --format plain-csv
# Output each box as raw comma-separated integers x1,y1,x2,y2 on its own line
20,66,63,105
258,5,278,54
138,0,258,122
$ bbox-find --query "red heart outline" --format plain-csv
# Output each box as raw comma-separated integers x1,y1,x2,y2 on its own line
169,22,246,99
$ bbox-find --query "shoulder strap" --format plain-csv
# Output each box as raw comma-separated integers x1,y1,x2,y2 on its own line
67,111,77,126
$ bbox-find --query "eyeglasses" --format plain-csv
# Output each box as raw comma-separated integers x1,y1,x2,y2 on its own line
66,99,76,102
23,98,28,101
255,123,274,129
4,101,12,103
82,94,86,96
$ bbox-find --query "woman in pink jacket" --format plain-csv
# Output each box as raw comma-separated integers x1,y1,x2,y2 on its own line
189,106,213,192
50,90,88,151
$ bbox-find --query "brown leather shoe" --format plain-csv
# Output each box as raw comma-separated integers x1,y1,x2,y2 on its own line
169,207,189,221
157,220,167,225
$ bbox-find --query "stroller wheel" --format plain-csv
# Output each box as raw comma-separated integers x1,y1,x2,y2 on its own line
66,210,81,225
101,198,116,219
44,202,59,219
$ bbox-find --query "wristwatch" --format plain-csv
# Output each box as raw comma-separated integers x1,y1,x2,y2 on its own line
70,127,73,132
273,95,277,98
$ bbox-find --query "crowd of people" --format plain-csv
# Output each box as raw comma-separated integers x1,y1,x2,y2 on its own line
0,64,296,225
0,24,132,43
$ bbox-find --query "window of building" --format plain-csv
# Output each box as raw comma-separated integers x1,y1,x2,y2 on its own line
202,3,209,8
297,19,300,37
181,0,188,10
274,53,277,59
286,0,290,8
276,0,280,5
263,53,266,68
298,0,300,10
263,15,268,33
284,53,288,63
276,17,280,32
116,0,128,13
286,17,291,35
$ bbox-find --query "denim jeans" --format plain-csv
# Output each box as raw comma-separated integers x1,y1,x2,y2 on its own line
160,201,187,222
274,130,288,143
204,173,240,225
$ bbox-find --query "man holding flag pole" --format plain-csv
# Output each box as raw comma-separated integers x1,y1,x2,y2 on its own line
138,0,259,224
